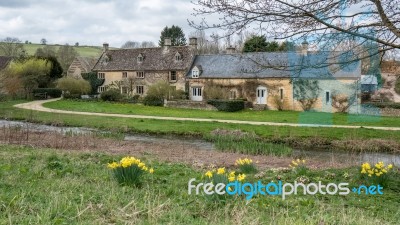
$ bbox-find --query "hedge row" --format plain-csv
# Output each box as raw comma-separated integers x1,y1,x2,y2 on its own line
366,102,400,109
32,88,62,98
207,99,245,112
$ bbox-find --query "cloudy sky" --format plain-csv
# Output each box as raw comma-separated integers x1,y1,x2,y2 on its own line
0,0,214,47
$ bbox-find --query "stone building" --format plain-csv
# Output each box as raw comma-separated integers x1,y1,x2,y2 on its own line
92,38,197,96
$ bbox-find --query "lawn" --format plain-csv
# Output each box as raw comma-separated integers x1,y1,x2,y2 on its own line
44,99,400,128
1,145,399,224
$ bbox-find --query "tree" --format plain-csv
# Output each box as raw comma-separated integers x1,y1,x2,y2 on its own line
75,42,79,47
35,45,57,58
242,35,293,52
191,0,400,64
56,77,91,95
40,38,47,45
57,44,78,75
2,58,51,98
0,37,27,59
82,72,105,95
292,79,321,111
121,41,140,49
159,25,187,46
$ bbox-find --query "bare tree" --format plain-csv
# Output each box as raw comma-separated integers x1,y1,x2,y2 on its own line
140,41,155,48
121,41,140,49
0,37,26,58
190,0,400,61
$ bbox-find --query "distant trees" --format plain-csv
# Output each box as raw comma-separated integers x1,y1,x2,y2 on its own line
0,37,27,59
57,44,78,75
159,25,187,46
121,41,156,49
243,35,294,52
40,38,47,45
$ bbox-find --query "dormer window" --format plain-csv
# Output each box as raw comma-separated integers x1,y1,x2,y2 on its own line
137,53,144,63
192,69,199,78
175,52,182,61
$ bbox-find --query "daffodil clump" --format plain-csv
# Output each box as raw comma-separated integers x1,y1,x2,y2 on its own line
360,161,394,186
204,167,246,184
107,156,154,186
289,159,308,176
235,158,258,174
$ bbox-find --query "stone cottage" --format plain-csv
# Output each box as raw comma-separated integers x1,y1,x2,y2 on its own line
186,49,361,112
92,38,197,96
67,57,98,78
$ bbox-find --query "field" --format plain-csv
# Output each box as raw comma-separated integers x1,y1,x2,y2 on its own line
1,144,399,224
0,43,104,57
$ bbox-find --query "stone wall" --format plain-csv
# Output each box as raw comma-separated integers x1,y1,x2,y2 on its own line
165,100,217,111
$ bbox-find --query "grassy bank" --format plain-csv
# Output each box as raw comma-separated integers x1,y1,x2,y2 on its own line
2,101,400,153
44,99,400,127
0,43,103,57
1,145,399,224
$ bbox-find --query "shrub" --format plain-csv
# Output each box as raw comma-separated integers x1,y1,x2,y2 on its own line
143,95,164,106
235,158,258,174
100,89,123,102
395,78,400,95
289,159,308,176
0,93,8,102
367,102,400,109
32,88,62,98
107,156,154,187
204,84,228,100
360,161,394,187
63,93,82,99
56,77,91,96
207,99,245,112
202,168,246,201
273,95,284,111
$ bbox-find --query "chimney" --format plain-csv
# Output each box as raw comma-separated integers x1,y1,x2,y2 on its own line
226,46,236,54
301,40,308,56
103,42,109,52
189,37,197,49
164,38,172,47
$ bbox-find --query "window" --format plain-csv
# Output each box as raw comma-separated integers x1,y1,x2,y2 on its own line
279,88,284,100
230,90,236,99
192,70,199,78
325,91,331,104
136,85,144,95
98,86,106,93
175,52,182,61
170,71,177,81
137,54,144,62
122,72,127,78
136,71,145,79
98,72,105,79
121,87,128,94
192,87,202,96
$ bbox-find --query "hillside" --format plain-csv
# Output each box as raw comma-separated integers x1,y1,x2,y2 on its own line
0,43,105,58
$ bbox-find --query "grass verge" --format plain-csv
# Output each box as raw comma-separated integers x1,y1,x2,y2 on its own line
0,145,399,224
2,100,400,152
44,99,400,127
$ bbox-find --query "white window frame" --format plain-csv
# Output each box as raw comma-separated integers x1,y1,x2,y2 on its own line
98,86,106,93
192,69,199,78
325,90,331,104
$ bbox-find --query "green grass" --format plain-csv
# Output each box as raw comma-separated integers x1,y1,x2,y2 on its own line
1,145,399,224
0,43,104,57
44,100,400,128
2,101,400,150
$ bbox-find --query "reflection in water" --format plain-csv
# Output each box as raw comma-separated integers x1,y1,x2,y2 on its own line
1,120,399,166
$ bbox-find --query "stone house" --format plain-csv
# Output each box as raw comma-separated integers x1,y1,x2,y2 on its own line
67,57,98,78
92,38,197,96
186,50,361,112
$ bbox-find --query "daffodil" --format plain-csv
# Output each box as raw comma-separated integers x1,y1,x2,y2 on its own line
205,171,213,178
149,168,154,174
237,174,246,182
388,164,393,169
107,162,119,169
217,167,226,175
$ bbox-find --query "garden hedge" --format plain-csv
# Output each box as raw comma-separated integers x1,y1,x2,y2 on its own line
207,99,245,112
32,88,62,98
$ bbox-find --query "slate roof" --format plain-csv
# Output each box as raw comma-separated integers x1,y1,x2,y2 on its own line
76,57,98,73
187,52,361,79
0,56,12,70
361,75,378,85
93,46,194,71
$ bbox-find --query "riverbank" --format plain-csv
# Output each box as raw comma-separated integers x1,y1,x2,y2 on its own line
1,100,400,152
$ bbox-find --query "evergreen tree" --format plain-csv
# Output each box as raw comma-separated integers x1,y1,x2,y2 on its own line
159,25,187,46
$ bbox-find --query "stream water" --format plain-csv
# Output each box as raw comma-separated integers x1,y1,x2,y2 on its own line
1,120,399,166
